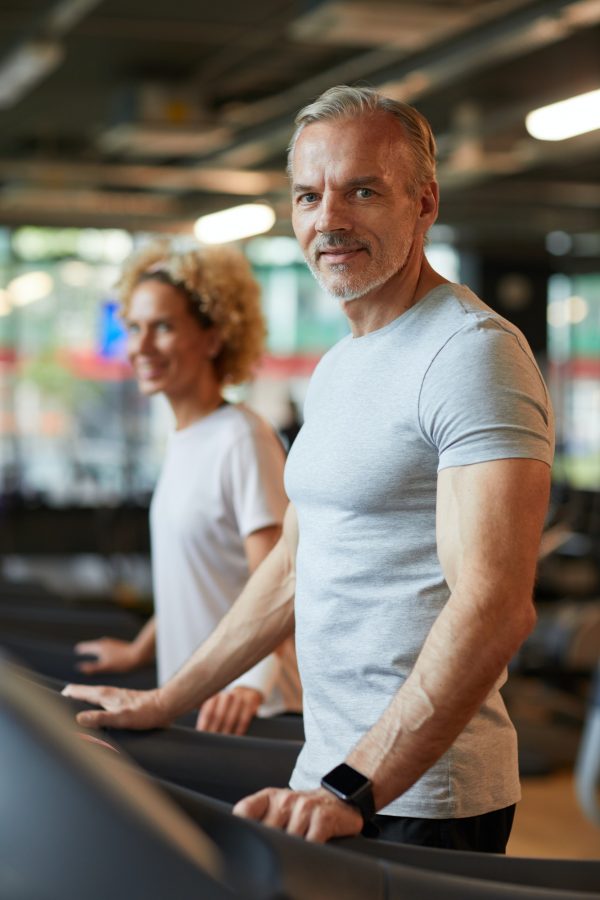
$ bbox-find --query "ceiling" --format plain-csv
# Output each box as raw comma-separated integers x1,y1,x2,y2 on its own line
0,0,599,261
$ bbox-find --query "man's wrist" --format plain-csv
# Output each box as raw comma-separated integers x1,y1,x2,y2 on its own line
320,763,376,826
152,684,181,724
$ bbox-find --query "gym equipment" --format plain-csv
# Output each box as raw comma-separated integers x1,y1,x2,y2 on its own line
0,603,145,642
0,633,157,688
55,681,303,803
576,661,600,827
2,658,599,899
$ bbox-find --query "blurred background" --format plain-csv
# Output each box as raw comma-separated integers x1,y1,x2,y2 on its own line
0,0,598,857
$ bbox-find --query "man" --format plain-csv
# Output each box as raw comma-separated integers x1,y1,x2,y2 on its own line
64,85,553,852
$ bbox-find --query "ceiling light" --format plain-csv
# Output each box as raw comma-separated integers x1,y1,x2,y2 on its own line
566,295,589,325
526,88,600,141
59,260,93,287
547,296,589,328
246,237,304,266
194,203,276,245
0,289,11,316
7,271,54,306
546,231,572,256
0,42,64,110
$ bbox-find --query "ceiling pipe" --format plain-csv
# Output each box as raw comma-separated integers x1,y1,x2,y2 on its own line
0,160,286,195
201,0,600,166
0,0,104,110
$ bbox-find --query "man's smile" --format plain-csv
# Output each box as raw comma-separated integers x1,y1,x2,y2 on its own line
318,247,367,265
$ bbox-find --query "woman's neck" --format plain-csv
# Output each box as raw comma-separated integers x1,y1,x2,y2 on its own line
168,382,225,431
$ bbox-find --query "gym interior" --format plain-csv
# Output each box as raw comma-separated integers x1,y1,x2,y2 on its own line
0,1,599,897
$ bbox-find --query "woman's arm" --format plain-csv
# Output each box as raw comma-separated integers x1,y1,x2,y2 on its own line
64,504,298,730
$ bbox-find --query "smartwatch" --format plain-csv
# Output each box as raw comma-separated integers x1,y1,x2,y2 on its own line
320,763,375,826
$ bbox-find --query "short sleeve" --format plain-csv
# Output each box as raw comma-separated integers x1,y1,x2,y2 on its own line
222,429,288,538
419,318,554,471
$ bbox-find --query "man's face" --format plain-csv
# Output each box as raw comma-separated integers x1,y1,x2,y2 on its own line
291,112,436,302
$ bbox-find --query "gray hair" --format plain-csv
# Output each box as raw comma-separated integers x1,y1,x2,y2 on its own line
287,85,437,196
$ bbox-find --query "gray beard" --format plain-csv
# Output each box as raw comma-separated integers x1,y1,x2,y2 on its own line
305,231,415,302
307,255,409,303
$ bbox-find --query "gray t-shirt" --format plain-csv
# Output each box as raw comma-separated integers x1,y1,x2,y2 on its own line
284,283,554,818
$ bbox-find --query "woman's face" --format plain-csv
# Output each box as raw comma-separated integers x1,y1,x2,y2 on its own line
125,279,219,400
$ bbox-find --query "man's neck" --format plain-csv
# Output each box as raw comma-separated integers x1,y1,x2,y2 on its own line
343,256,448,338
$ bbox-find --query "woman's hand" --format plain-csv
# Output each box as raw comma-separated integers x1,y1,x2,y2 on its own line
196,686,263,736
74,638,141,674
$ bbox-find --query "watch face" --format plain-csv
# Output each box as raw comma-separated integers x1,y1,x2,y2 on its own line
324,763,369,797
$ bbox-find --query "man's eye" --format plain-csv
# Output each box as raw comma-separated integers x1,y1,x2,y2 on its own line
126,323,139,335
356,188,374,199
299,193,318,204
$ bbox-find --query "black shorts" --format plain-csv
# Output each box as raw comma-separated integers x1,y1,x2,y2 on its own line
368,804,516,853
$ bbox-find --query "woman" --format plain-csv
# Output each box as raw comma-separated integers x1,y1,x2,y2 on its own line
75,240,300,735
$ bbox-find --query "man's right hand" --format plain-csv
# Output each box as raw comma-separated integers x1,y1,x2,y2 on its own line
61,684,170,731
74,638,140,674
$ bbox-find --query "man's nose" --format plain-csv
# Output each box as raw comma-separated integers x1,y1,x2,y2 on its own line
315,193,351,233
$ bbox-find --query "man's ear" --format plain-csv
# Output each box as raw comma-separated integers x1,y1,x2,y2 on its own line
418,181,439,232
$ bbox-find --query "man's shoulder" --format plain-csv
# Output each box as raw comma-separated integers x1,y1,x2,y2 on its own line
412,283,526,350
416,282,494,328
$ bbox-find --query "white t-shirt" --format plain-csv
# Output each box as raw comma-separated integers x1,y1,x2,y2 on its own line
151,403,297,716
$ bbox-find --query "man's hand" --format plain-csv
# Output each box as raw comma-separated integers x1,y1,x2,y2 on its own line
196,686,263,735
74,638,140,675
61,684,169,731
233,787,363,843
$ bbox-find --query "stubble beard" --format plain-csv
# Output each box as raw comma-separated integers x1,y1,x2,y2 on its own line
307,234,414,302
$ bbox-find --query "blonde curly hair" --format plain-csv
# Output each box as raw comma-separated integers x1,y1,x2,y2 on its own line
117,240,266,385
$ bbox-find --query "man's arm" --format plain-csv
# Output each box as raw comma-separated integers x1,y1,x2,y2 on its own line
235,458,549,841
74,616,156,675
345,457,547,806
73,526,281,681
63,504,298,730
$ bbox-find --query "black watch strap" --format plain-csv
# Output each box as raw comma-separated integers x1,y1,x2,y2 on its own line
320,763,376,826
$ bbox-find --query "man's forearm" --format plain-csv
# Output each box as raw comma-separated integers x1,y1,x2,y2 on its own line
159,534,295,719
347,581,535,811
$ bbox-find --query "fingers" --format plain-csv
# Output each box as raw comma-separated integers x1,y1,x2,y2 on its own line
74,640,100,655
219,689,258,735
233,788,277,821
62,684,123,729
75,708,130,730
73,640,102,673
286,797,314,839
72,638,135,675
196,688,261,735
62,684,110,704
63,684,169,732
74,706,148,730
233,788,363,844
234,789,299,831
196,695,220,732
220,693,243,734
233,700,254,736
75,660,102,674
232,688,262,735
